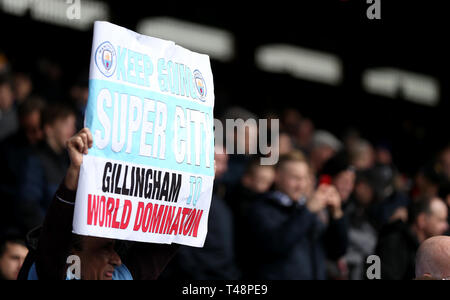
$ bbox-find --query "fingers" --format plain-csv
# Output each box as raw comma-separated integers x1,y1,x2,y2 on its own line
325,185,337,199
325,186,341,207
309,184,342,214
315,184,329,202
310,187,328,211
79,128,93,152
316,184,329,192
80,127,94,148
315,184,341,207
69,135,84,153
68,128,94,155
79,132,88,154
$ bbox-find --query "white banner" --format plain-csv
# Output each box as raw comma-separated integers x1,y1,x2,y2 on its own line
73,21,215,247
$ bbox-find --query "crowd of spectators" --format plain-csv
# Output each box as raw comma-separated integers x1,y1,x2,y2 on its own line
161,105,450,280
1,50,450,280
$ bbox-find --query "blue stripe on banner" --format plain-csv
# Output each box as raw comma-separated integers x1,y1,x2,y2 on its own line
85,79,214,177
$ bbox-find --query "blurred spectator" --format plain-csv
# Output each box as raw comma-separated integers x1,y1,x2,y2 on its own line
17,97,45,146
17,104,76,232
213,144,230,189
412,163,443,201
241,159,276,195
0,97,45,235
343,170,378,280
342,128,361,151
348,139,375,171
376,196,448,280
262,130,293,165
415,236,450,280
368,162,410,230
278,131,294,157
241,151,348,279
439,182,450,235
375,144,411,194
375,144,393,166
320,151,356,206
0,52,9,75
215,146,229,178
213,145,229,199
281,108,302,136
310,130,342,174
437,145,450,181
162,146,239,279
12,71,33,105
225,156,276,216
294,117,315,156
219,106,258,187
0,234,28,280
227,158,275,277
0,75,18,141
319,151,356,279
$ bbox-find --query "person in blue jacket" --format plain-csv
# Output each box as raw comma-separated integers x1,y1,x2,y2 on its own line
241,150,348,280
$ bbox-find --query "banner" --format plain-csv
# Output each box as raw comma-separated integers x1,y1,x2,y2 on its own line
73,21,215,247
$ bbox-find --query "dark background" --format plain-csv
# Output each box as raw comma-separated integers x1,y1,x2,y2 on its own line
1,0,448,175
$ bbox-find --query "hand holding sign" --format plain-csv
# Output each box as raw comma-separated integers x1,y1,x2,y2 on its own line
73,22,215,248
65,128,94,191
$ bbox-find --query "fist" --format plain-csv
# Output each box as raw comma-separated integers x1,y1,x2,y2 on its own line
66,128,93,168
64,128,93,191
324,185,343,219
307,184,329,213
325,185,342,210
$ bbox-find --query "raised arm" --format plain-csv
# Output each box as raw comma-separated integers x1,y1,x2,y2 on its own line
34,128,93,279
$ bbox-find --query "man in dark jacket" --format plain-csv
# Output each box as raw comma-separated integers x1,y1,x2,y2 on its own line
376,195,448,280
226,157,275,215
162,193,239,280
161,148,240,280
17,104,76,232
242,150,348,280
18,128,178,280
0,97,45,236
227,157,275,277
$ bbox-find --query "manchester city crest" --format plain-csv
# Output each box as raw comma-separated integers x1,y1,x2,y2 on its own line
95,41,117,77
193,70,207,102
